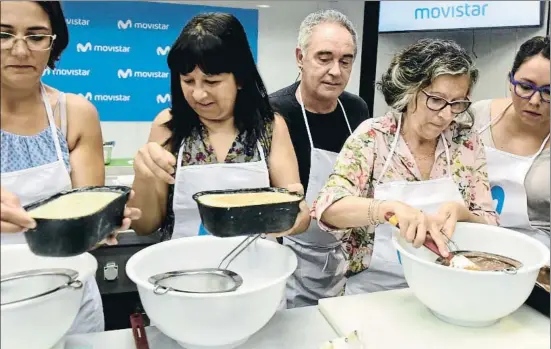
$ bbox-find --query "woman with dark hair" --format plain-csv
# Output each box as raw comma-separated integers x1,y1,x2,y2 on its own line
471,36,550,248
312,38,497,295
130,13,309,241
0,1,140,333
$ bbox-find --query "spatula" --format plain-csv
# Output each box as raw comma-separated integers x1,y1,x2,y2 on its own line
384,212,480,270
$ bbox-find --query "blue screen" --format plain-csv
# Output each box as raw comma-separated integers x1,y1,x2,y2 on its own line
42,1,259,122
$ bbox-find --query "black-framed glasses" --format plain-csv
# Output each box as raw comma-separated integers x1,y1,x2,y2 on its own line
421,90,472,115
0,32,56,51
509,72,550,103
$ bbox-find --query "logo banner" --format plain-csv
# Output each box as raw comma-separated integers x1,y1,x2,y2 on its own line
43,1,259,122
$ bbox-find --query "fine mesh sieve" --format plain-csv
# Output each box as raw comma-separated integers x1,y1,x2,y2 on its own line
1,268,83,306
148,234,263,294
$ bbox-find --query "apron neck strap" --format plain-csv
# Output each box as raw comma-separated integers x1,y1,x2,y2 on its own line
478,101,512,134
256,140,267,162
40,84,64,162
376,114,452,184
533,133,551,160
478,101,550,160
298,85,352,149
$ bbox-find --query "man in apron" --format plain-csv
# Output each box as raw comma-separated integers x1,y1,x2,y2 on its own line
270,9,370,308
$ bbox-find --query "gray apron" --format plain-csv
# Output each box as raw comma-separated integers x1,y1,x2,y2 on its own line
283,87,352,308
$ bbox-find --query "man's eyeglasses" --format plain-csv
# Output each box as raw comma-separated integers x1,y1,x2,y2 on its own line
422,90,472,115
509,73,550,104
0,32,56,51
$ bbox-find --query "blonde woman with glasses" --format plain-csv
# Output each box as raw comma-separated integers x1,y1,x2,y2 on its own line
0,1,140,334
312,38,498,295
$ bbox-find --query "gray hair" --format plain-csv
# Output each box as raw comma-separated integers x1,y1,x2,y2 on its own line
297,9,358,57
377,38,479,113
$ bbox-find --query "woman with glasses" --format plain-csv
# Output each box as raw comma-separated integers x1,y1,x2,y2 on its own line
311,38,497,295
0,1,140,333
471,36,550,248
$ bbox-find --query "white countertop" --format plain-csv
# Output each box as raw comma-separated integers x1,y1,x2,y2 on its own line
60,289,550,349
318,288,550,349
63,306,337,349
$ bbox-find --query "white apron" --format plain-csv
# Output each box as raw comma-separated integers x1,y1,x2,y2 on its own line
0,85,104,334
345,115,464,295
282,88,352,308
479,111,550,248
172,141,270,238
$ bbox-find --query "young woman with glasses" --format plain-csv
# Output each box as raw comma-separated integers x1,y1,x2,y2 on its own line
311,38,498,295
0,1,140,334
471,36,550,249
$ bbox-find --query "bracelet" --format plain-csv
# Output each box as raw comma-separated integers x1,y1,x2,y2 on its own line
373,199,382,225
367,199,383,226
367,200,374,226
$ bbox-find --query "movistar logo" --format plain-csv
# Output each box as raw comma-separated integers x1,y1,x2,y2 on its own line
76,42,131,53
117,19,132,29
42,68,91,77
79,92,93,101
117,69,132,79
66,18,90,26
156,94,171,104
78,92,131,102
76,42,92,52
117,69,169,79
117,19,169,30
156,46,170,56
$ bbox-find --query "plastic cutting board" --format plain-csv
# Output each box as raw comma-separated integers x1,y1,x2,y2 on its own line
318,288,550,349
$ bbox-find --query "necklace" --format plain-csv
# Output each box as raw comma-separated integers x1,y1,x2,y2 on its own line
400,130,437,161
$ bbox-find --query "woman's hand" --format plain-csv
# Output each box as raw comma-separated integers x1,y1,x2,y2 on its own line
94,190,142,248
0,186,36,233
424,201,466,255
134,142,177,185
382,201,460,257
269,183,310,238
383,201,432,248
431,202,464,238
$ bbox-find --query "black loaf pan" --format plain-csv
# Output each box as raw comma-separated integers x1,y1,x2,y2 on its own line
524,266,550,317
23,186,131,257
193,187,303,238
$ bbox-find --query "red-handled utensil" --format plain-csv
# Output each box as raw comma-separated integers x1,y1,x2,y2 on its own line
384,212,451,262
130,312,150,349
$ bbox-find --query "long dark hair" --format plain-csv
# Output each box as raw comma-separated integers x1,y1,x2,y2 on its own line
165,13,274,155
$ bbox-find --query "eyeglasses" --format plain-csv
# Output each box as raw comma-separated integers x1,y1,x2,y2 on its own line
421,90,472,115
0,32,56,51
509,73,550,104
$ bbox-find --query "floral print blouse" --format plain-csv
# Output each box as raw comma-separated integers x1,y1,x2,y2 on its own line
312,110,498,276
159,123,273,239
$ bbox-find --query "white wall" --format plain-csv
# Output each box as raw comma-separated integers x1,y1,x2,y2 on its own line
372,2,549,117
102,0,365,159
104,0,549,158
